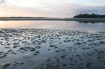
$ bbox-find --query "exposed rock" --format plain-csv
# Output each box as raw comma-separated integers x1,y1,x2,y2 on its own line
0,54,7,58
62,63,66,66
0,63,10,68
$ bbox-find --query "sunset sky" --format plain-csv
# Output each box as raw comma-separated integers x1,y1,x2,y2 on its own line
0,0,105,18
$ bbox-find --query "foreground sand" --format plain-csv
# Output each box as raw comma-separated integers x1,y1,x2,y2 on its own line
0,29,105,69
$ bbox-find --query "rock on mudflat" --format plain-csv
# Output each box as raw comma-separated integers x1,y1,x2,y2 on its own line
0,63,10,68
19,62,24,65
46,57,50,61
0,54,7,58
12,61,24,66
62,63,67,66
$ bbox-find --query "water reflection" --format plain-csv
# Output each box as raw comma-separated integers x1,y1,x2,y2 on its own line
0,21,105,31
78,21,105,24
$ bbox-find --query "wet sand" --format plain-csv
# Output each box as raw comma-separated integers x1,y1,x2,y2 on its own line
0,18,105,21
0,29,105,69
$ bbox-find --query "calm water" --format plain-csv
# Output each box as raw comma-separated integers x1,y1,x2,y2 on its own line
0,21,105,31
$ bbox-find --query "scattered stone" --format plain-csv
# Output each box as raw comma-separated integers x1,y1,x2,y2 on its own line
62,63,66,66
60,55,66,59
19,62,24,64
50,45,55,47
0,63,10,68
5,47,10,48
0,54,7,58
69,57,73,60
46,57,50,61
31,48,35,51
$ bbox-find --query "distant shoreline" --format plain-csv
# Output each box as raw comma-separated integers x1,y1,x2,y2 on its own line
0,18,105,21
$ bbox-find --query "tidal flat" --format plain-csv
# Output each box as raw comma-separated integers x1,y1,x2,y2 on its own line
0,28,105,69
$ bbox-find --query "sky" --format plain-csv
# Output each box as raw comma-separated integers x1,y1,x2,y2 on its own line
0,0,105,18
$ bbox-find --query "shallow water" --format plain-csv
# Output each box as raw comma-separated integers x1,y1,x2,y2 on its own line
0,21,105,69
0,21,105,31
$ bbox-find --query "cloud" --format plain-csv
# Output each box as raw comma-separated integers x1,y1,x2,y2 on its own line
74,6,105,14
0,1,105,18
62,3,105,17
0,0,5,3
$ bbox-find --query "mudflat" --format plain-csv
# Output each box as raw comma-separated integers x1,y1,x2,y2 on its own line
0,29,105,69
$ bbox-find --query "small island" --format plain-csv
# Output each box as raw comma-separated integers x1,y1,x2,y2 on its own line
73,13,105,18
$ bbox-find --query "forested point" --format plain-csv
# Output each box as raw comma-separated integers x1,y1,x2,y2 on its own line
73,13,105,18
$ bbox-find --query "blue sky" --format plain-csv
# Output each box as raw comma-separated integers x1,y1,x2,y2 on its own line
0,0,105,17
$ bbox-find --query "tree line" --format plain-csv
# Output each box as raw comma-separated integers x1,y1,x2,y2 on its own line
73,13,105,18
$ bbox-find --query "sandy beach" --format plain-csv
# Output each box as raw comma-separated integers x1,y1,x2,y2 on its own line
0,29,105,69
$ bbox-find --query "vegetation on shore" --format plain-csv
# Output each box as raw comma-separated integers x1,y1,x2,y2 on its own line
73,13,105,18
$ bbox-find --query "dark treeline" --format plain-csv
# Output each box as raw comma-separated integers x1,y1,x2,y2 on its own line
73,13,105,18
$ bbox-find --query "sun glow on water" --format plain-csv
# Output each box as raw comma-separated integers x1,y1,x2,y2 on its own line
0,21,3,25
